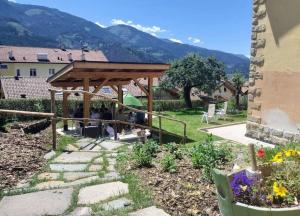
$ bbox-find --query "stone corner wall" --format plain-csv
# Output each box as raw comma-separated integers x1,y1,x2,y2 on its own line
246,0,298,145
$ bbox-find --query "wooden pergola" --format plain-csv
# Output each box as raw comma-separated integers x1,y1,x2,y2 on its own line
47,61,170,130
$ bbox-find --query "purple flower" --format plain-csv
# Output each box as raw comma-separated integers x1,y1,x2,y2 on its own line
230,171,255,197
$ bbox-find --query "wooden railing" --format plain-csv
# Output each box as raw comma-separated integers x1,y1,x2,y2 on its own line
50,89,187,144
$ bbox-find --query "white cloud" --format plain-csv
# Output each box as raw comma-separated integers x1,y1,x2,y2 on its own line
8,0,16,3
95,22,106,28
169,38,183,44
188,37,202,44
111,19,166,36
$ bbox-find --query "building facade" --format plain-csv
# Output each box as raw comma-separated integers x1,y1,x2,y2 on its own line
246,0,300,144
0,46,108,78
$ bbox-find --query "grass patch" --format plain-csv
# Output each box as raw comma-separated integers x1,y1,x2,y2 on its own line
153,109,247,144
56,135,77,153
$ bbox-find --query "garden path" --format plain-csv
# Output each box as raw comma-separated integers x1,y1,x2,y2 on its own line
0,138,169,216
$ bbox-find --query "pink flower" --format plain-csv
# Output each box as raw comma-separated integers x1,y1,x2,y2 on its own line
257,148,265,158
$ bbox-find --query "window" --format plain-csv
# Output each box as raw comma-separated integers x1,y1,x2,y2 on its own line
0,65,8,69
16,69,20,77
30,68,37,77
224,87,227,92
49,69,55,76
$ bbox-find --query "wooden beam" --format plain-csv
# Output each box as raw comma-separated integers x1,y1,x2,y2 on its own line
66,87,77,97
147,77,153,127
83,78,90,127
90,78,110,99
118,85,123,106
133,78,149,96
110,85,118,93
62,72,162,79
62,87,69,131
51,80,130,88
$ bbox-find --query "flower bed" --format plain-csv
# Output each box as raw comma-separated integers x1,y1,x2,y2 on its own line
213,144,300,216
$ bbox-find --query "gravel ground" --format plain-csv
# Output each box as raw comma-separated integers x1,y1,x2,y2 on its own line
0,127,51,190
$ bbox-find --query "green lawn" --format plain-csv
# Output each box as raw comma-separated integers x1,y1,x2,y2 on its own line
153,109,247,144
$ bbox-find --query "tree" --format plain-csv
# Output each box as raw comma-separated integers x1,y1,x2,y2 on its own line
231,72,245,110
161,53,225,108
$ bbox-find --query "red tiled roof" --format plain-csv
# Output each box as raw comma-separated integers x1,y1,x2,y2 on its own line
0,77,152,99
0,46,108,63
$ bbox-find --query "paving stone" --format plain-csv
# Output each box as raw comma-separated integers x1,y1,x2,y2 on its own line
44,150,56,160
65,176,100,187
35,181,65,190
89,164,102,171
0,188,73,216
65,144,79,151
99,140,124,150
64,172,98,181
107,164,116,172
75,138,96,148
102,171,120,181
93,157,103,164
53,152,99,163
129,206,170,216
50,164,88,172
37,172,60,181
109,153,118,158
67,207,92,216
78,181,129,205
101,197,132,211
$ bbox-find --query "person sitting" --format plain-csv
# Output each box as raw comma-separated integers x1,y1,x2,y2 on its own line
90,108,100,126
74,103,84,127
106,124,115,138
136,111,145,125
103,108,112,120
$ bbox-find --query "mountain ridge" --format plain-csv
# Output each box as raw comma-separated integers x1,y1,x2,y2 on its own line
0,0,250,76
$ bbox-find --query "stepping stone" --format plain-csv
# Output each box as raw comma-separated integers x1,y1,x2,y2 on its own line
53,152,99,163
99,140,123,150
107,164,116,172
108,158,117,165
67,207,92,216
93,157,103,164
89,164,102,171
101,197,131,211
65,144,79,151
78,181,129,205
37,172,60,181
50,164,88,172
65,176,99,187
109,153,118,158
129,206,170,216
44,150,56,160
0,188,73,216
102,171,120,181
35,181,65,190
75,138,96,148
64,172,97,181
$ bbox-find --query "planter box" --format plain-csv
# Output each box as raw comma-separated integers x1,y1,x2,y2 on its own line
213,169,300,216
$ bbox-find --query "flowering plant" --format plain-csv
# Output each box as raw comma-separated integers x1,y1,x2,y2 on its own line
231,145,300,208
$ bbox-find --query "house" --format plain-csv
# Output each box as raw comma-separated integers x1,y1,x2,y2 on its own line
0,46,177,100
0,45,107,77
190,80,238,102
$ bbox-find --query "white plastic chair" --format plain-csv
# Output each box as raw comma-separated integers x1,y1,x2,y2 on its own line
216,102,228,120
202,104,216,124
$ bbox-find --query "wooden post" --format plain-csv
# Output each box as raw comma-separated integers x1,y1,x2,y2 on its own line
183,123,187,144
147,77,153,127
159,116,162,145
249,143,257,171
62,87,69,131
117,85,123,113
50,90,57,150
83,78,90,128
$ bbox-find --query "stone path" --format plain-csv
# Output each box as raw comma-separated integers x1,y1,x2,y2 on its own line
0,137,169,216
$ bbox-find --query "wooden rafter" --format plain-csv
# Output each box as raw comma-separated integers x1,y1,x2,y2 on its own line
90,78,110,99
133,78,149,96
110,85,118,93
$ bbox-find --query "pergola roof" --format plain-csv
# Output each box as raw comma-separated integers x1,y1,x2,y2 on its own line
47,61,170,87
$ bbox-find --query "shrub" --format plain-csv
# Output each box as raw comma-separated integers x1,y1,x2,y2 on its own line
143,139,160,157
191,135,232,181
132,142,152,167
161,154,177,173
164,142,183,159
142,100,204,111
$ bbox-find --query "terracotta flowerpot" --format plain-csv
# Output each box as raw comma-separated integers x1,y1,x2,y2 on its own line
213,169,300,216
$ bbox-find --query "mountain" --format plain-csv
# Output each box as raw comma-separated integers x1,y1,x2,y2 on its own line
0,0,250,76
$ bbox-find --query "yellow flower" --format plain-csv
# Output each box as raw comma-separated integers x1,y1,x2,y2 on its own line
267,194,273,202
273,182,288,198
284,149,297,157
272,152,283,163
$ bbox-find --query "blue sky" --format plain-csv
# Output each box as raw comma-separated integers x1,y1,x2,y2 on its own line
13,0,252,56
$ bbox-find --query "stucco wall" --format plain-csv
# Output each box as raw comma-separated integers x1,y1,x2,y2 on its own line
247,0,300,144
0,63,67,77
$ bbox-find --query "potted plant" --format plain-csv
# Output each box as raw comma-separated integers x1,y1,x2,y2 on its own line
213,145,300,216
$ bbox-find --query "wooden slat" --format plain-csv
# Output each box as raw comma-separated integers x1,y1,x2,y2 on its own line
133,78,149,96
